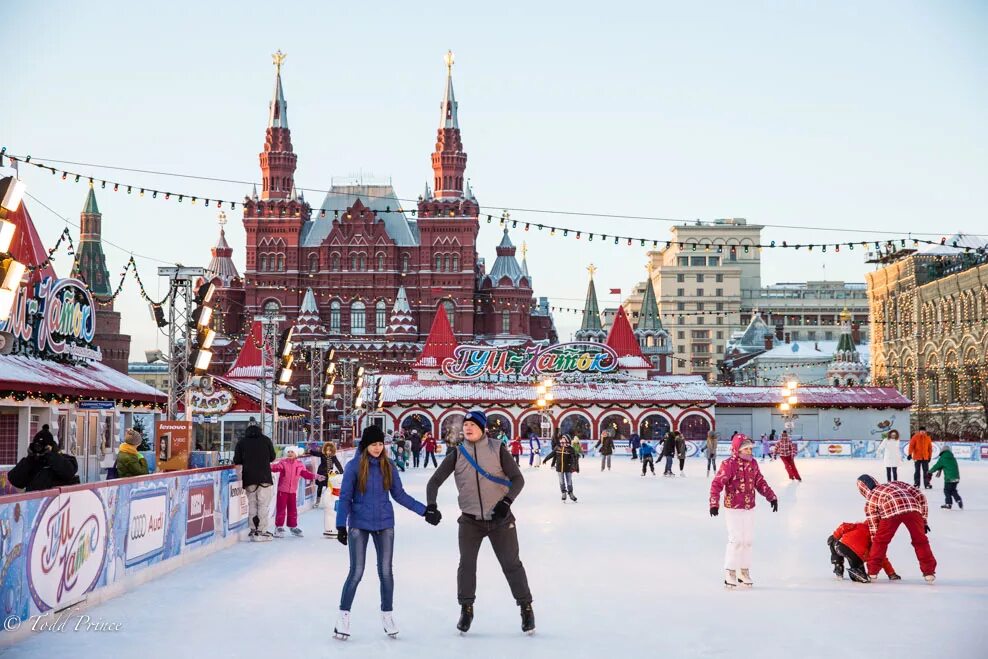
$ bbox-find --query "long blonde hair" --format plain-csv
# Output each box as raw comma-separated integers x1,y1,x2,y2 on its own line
357,449,392,494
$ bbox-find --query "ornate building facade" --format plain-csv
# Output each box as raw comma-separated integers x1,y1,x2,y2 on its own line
208,51,555,378
866,234,988,440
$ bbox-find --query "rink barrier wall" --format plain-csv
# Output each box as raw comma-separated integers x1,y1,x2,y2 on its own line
0,456,328,646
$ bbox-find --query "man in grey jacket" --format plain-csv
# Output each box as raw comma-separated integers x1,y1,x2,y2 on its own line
426,410,535,635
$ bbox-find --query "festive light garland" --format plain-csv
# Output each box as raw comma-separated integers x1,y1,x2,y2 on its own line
6,151,986,253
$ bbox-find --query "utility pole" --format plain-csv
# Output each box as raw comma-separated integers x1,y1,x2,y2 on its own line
158,266,206,421
300,340,332,442
254,312,285,441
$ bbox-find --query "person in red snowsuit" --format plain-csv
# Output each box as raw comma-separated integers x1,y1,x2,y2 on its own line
828,521,899,583
509,437,523,465
856,474,936,582
773,431,801,481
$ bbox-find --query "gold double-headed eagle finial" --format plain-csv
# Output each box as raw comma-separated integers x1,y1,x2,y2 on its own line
272,50,287,73
444,50,454,74
587,263,597,280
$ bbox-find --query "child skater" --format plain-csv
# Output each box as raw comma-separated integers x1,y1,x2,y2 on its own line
334,426,438,640
545,434,579,502
509,436,523,465
392,442,408,472
828,520,900,583
709,434,778,588
271,446,324,537
639,439,657,476
316,441,345,507
929,446,963,509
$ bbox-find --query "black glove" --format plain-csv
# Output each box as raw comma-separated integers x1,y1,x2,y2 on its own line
770,500,779,513
336,527,348,546
424,504,442,526
924,524,931,534
906,455,912,461
492,497,513,521
826,534,836,548
709,506,719,517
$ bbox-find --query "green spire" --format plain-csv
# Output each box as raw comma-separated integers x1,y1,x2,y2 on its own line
834,308,856,356
580,279,603,332
637,276,663,332
83,184,100,215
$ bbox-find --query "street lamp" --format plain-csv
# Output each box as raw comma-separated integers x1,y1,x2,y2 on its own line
535,377,554,441
0,176,27,322
778,377,799,434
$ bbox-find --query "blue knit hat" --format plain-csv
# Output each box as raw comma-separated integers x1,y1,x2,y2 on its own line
463,410,488,431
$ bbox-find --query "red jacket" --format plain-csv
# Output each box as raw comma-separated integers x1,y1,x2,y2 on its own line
509,438,523,456
422,435,438,452
833,522,895,575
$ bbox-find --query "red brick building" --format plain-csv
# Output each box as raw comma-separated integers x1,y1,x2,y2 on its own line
209,52,555,376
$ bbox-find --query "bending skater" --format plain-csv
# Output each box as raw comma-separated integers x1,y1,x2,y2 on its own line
640,439,657,476
856,474,936,583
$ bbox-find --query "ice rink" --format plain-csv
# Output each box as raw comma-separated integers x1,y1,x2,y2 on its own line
5,457,987,658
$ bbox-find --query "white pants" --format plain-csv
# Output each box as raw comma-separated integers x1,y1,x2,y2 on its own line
723,508,755,570
324,491,338,533
246,484,274,534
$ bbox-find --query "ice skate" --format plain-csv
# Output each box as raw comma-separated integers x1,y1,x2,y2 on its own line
457,605,474,633
568,491,577,502
333,610,351,640
941,504,952,509
737,568,753,586
848,567,870,583
679,472,685,478
958,498,964,510
323,529,338,538
888,573,902,581
520,603,536,635
724,569,738,589
382,612,399,638
924,574,936,584
247,529,257,542
561,492,567,501
290,527,303,537
833,562,845,579
254,531,274,542
274,527,286,538
315,496,322,508
865,572,879,583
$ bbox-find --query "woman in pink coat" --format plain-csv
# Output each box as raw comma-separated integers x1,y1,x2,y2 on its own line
271,446,324,537
709,434,778,588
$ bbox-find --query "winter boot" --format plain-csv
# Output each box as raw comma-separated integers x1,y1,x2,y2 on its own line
848,568,871,583
724,569,738,588
568,490,577,502
333,610,351,640
888,573,902,581
382,612,399,638
520,603,536,634
924,574,936,584
737,568,753,586
833,562,845,579
290,527,303,537
274,527,286,538
457,605,474,633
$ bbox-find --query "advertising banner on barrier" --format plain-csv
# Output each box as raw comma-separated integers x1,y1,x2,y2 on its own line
982,445,988,460
186,481,215,544
818,442,853,457
27,490,109,612
125,488,167,567
227,479,248,531
951,444,975,460
157,421,192,472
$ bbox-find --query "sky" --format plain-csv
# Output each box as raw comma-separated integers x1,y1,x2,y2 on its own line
2,0,986,360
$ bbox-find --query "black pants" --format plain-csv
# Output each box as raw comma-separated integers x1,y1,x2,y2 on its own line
513,454,521,466
828,536,865,571
457,513,532,606
944,481,962,506
913,460,930,487
678,457,685,472
412,450,421,468
642,456,654,475
316,481,326,499
706,455,717,472
631,447,638,460
424,451,438,468
885,467,898,482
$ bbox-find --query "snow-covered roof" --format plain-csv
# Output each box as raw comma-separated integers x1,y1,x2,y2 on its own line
710,386,910,408
0,355,166,405
484,229,527,287
917,233,988,256
381,374,716,404
742,341,870,364
303,184,418,247
215,376,306,414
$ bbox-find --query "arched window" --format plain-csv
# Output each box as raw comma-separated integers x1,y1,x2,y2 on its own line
377,253,386,271
376,300,387,334
329,300,341,333
308,254,319,272
331,253,340,271
401,254,410,273
501,310,511,334
359,254,366,271
600,414,632,440
277,254,285,271
350,254,358,271
351,301,366,335
440,413,465,444
559,413,592,441
444,255,451,272
639,414,671,441
259,255,267,272
451,254,459,271
263,300,281,315
435,253,443,271
442,300,455,328
679,414,711,442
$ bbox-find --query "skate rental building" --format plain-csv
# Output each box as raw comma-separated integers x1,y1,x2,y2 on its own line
373,305,912,452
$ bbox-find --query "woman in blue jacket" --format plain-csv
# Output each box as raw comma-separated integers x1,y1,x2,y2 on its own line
334,425,438,641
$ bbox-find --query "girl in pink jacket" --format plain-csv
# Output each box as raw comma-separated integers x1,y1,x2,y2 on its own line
709,434,778,588
271,446,324,537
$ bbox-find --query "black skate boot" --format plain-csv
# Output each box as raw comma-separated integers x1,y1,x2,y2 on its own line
833,562,844,579
560,491,567,502
457,605,474,633
958,497,964,510
848,567,871,583
568,490,577,502
520,603,535,635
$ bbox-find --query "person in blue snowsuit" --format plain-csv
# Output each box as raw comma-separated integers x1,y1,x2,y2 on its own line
639,440,657,476
528,433,542,466
629,433,642,461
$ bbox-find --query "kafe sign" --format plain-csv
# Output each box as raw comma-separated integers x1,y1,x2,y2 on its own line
27,490,109,611
441,342,619,381
0,276,102,362
189,388,235,416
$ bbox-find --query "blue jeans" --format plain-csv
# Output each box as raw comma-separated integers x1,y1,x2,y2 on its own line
340,528,395,612
664,455,674,473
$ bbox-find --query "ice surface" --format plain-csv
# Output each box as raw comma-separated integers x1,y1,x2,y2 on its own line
6,458,987,658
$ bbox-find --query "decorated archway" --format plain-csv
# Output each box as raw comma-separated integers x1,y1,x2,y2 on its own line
558,412,592,440
599,412,632,440
679,414,711,442
400,412,433,439
486,412,513,440
639,413,671,441
519,412,544,440
439,412,466,444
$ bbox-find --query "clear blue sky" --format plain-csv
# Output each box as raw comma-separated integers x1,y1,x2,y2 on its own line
2,0,986,358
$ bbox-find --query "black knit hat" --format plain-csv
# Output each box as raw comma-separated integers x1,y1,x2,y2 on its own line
359,425,385,453
857,474,878,491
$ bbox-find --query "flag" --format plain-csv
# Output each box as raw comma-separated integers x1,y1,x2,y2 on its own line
609,288,621,295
